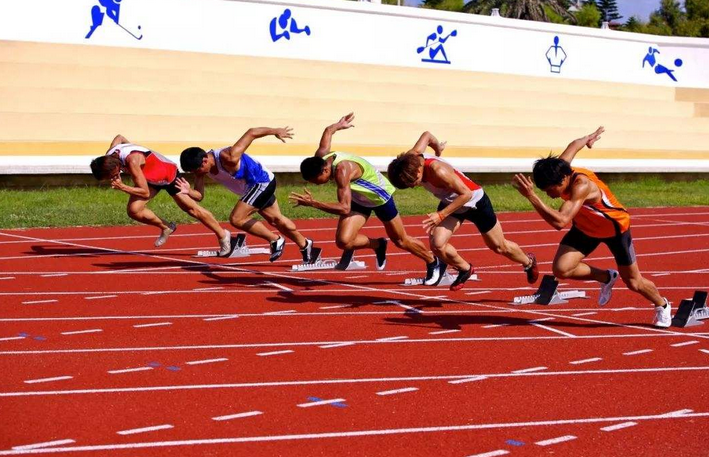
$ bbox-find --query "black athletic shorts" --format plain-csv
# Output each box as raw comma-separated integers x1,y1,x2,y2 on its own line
149,174,182,197
350,198,399,222
437,192,498,234
240,178,277,211
560,225,637,266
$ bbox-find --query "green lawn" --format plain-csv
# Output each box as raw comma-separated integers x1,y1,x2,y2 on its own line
1,177,707,229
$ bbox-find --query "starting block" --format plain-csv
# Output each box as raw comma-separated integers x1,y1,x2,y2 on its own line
512,275,587,305
671,290,708,328
291,249,366,272
403,270,479,287
195,233,270,259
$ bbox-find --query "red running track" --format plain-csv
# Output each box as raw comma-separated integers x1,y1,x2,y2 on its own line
1,206,709,456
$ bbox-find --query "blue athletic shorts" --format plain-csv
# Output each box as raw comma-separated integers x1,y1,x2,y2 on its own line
349,198,399,222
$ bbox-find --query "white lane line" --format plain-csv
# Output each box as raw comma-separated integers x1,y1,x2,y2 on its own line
701,349,709,355
263,310,296,315
257,350,293,357
85,295,118,300
0,276,15,280
528,317,555,323
396,304,424,314
466,450,509,457
512,367,547,374
264,281,293,293
24,376,73,384
465,290,490,296
133,322,172,328
185,358,228,366
319,305,350,309
212,411,263,421
670,341,699,347
601,421,637,432
569,357,602,365
297,398,346,408
449,376,488,385
203,315,239,321
2,410,709,453
429,329,461,335
117,424,174,435
41,274,69,278
376,387,419,396
0,336,25,342
483,323,509,328
660,409,694,417
531,323,576,338
651,273,671,277
12,439,76,451
108,367,153,375
61,329,102,336
376,336,408,342
623,349,654,356
535,435,577,446
319,342,355,349
193,287,223,291
572,312,597,317
22,300,58,305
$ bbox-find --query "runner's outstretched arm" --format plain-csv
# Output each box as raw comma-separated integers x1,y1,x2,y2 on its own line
409,131,446,156
559,126,604,163
222,127,293,167
512,173,588,230
315,113,354,157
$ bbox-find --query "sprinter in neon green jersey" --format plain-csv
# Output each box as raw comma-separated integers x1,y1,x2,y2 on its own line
290,113,446,284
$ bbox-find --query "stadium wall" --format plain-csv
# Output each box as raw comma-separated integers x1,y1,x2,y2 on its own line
1,0,708,175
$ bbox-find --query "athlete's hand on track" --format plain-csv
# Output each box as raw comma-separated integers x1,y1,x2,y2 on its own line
585,126,604,149
175,177,191,194
274,127,294,143
422,212,443,234
512,174,535,198
289,188,315,207
335,112,355,131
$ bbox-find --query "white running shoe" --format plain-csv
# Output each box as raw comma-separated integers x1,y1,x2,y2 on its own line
653,298,672,328
154,222,176,247
269,237,285,262
598,269,619,306
217,231,232,257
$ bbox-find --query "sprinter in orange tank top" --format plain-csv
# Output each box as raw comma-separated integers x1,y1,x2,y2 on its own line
512,127,672,328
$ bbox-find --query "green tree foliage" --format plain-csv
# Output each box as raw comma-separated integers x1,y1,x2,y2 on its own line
575,2,601,27
463,0,574,23
423,0,464,11
597,0,622,22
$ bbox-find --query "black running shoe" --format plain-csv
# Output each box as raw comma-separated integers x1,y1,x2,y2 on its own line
374,238,387,270
300,238,314,263
269,237,285,262
450,266,474,291
424,257,448,286
335,249,354,271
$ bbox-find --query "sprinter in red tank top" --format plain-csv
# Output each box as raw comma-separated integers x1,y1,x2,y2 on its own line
513,127,671,328
90,135,231,254
388,131,538,291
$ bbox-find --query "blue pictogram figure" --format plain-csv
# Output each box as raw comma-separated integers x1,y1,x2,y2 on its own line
642,47,683,82
269,9,311,42
86,0,142,40
417,25,457,64
545,36,567,74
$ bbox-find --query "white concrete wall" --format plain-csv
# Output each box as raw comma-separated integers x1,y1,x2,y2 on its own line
1,0,707,88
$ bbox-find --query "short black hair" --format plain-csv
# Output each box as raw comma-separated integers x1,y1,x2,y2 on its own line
180,147,207,172
90,155,121,180
300,156,327,182
532,155,572,190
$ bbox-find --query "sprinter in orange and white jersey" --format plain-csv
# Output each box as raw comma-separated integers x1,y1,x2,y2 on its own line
512,127,671,328
388,131,539,292
90,135,231,254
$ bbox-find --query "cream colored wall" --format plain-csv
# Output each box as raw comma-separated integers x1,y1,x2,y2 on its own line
1,40,708,166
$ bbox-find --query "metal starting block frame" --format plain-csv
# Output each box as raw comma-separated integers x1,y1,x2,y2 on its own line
672,290,708,328
195,233,270,259
512,274,587,305
291,249,366,272
403,271,479,287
